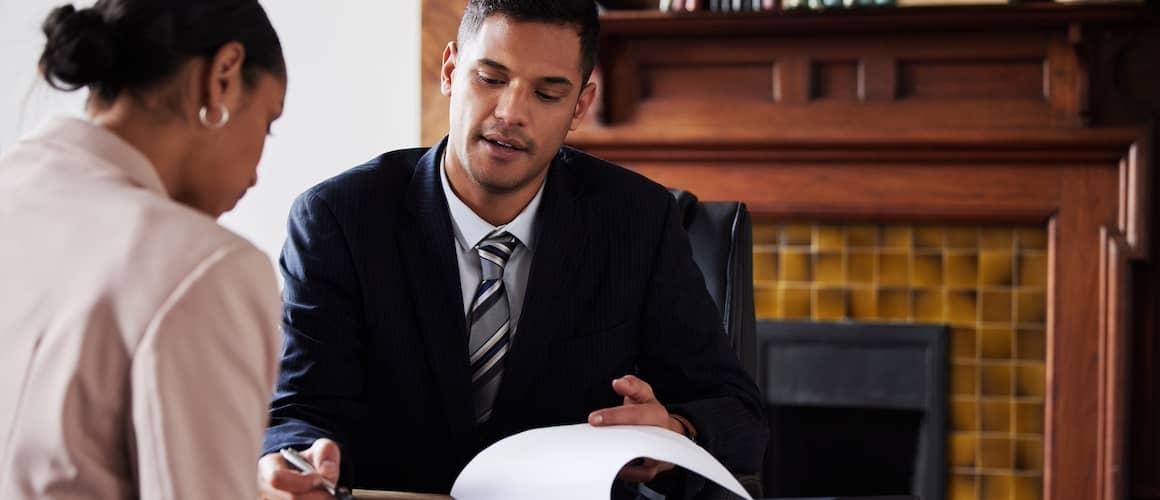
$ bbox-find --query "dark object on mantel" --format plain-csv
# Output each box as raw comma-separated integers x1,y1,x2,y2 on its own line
596,0,661,9
757,321,947,500
769,496,918,500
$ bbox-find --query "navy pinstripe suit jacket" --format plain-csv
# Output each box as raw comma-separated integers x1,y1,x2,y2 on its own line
262,138,766,495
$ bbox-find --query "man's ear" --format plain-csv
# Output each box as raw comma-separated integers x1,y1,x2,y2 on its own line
441,41,459,97
569,81,597,131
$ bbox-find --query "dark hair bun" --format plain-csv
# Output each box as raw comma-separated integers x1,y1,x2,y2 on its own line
39,4,118,91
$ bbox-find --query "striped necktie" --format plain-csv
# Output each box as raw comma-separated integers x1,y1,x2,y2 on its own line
468,229,518,423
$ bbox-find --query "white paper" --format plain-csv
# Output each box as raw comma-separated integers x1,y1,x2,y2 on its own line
450,423,752,500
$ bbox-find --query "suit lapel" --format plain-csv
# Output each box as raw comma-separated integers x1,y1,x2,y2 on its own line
493,151,586,420
399,138,474,433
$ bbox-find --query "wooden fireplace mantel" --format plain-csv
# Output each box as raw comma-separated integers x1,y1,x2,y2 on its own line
590,127,1150,500
420,2,1158,498
564,5,1155,500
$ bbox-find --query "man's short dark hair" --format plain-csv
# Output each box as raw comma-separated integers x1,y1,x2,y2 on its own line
457,0,600,85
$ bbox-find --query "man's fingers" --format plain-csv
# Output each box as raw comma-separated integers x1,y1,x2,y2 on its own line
261,468,320,494
616,458,673,483
258,443,340,499
301,438,342,481
258,452,307,491
611,375,655,404
588,403,668,427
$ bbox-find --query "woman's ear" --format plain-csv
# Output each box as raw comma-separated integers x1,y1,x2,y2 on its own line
203,41,246,118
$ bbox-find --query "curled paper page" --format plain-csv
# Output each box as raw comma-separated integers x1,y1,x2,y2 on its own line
450,423,752,500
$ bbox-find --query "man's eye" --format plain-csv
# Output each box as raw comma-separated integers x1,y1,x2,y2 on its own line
478,74,503,85
536,92,562,102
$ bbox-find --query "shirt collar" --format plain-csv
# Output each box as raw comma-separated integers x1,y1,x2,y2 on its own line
29,116,168,198
440,151,543,252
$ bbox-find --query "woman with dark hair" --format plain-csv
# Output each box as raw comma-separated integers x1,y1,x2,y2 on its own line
0,1,287,497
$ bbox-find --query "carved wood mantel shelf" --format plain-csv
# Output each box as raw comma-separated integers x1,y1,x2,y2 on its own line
566,4,1154,500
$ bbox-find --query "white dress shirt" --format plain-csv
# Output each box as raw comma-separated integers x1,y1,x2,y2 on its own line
0,117,281,499
440,153,544,337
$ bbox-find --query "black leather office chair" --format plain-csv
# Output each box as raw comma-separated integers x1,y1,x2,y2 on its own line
669,188,757,379
668,189,761,499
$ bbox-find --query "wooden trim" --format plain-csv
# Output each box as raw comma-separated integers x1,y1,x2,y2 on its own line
598,3,1148,36
420,0,467,146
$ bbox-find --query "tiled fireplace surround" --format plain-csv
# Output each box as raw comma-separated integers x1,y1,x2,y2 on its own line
753,223,1048,499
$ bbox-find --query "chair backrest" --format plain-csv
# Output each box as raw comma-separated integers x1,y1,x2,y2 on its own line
668,188,758,381
669,188,762,499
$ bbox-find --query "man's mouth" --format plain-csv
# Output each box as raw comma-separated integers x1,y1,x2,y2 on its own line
482,134,527,152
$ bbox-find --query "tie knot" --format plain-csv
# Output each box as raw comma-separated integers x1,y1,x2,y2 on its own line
476,230,517,278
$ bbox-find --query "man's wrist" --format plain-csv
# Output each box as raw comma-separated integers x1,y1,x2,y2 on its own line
668,413,698,441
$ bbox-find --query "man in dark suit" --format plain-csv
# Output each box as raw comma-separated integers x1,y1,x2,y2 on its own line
258,1,766,498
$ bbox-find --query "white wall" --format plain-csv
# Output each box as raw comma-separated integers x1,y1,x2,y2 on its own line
0,0,422,261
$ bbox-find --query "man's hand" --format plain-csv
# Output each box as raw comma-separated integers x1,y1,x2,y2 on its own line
588,375,685,482
257,438,341,500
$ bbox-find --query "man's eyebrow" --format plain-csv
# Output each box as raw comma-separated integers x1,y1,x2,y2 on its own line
478,58,575,88
478,58,510,72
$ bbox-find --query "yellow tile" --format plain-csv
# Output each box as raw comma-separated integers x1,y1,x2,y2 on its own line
946,252,979,288
980,251,1014,287
847,251,875,284
1015,438,1044,471
949,473,978,500
981,290,1014,324
950,432,978,468
779,249,811,283
882,226,912,249
813,288,846,320
753,249,778,282
1016,364,1046,398
849,288,877,320
1014,401,1044,435
753,222,780,245
952,327,977,359
846,225,879,247
1017,228,1048,251
951,399,979,431
755,285,779,319
980,400,1012,432
877,289,910,320
1018,254,1048,287
878,252,910,287
981,363,1014,396
980,327,1014,360
1016,329,1046,361
915,225,945,249
813,253,844,285
981,473,1015,499
912,252,943,287
952,362,978,396
815,225,844,251
980,227,1015,250
912,290,944,322
1013,475,1042,500
948,290,978,326
781,223,813,246
1016,290,1046,324
779,286,812,319
980,438,1013,469
947,227,978,249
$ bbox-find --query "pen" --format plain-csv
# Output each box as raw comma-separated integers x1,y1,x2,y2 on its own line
279,447,355,500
